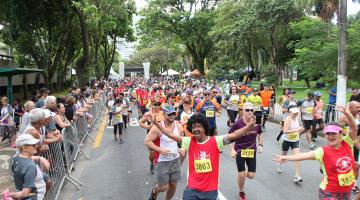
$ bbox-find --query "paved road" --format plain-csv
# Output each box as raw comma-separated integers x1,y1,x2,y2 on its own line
60,108,345,200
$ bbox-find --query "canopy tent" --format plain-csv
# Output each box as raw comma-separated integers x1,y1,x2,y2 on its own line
190,69,201,77
0,68,44,104
184,71,191,76
161,69,179,76
108,67,119,80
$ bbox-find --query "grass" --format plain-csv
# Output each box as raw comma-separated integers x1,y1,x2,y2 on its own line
51,89,69,97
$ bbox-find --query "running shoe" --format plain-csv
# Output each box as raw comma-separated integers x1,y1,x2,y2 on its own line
150,164,155,175
239,192,246,200
118,139,124,144
147,187,157,200
294,176,303,183
311,137,316,143
276,163,283,173
310,143,316,149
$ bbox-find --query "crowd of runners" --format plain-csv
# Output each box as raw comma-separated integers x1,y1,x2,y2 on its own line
2,76,360,200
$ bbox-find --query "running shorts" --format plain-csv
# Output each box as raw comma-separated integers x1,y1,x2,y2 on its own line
155,158,181,184
282,140,300,152
236,152,256,173
183,187,218,200
303,120,313,131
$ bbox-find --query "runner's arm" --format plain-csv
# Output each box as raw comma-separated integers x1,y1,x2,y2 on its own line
144,126,162,153
258,133,264,147
152,119,183,143
340,105,357,141
227,117,256,142
274,151,316,163
139,115,150,129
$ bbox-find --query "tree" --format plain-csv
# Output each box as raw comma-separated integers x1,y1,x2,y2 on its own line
137,0,219,75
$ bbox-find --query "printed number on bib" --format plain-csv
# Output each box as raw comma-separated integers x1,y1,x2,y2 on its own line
241,149,255,158
306,107,314,114
115,115,122,120
206,110,215,117
338,170,355,187
232,100,238,104
194,159,212,173
288,132,299,141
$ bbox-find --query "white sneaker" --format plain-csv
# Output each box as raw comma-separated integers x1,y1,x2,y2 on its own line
310,143,316,149
294,176,303,183
276,163,283,173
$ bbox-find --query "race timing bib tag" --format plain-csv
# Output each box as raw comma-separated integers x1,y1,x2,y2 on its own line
241,149,255,158
306,107,314,114
206,110,215,117
288,132,299,141
194,159,212,173
338,170,355,187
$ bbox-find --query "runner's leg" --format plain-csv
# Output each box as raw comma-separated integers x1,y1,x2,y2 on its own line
165,182,177,200
113,124,118,141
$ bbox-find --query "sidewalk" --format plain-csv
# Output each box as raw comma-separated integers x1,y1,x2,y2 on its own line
0,141,16,192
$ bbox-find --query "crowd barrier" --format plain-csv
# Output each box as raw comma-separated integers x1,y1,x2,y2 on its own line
9,95,106,200
269,103,339,123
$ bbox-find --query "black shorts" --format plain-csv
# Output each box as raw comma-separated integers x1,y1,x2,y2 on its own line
140,106,148,115
236,151,257,173
254,111,262,124
282,140,300,152
354,147,359,162
303,120,313,130
313,118,324,125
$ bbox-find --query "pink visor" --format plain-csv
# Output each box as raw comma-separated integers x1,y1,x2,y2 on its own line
323,125,342,134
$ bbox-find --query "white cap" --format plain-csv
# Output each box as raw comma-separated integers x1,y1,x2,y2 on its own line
243,102,254,110
43,109,55,118
289,107,300,113
29,108,45,122
16,134,39,147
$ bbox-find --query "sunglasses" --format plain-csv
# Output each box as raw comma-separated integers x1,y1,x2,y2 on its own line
212,91,218,93
167,112,176,117
244,109,254,113
204,93,210,96
153,103,161,107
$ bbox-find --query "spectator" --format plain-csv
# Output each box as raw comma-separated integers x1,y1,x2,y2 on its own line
19,101,35,134
42,109,63,144
9,134,47,200
0,96,16,147
64,96,77,121
106,93,115,126
55,103,71,132
350,88,360,102
325,84,337,123
35,88,50,108
13,98,24,127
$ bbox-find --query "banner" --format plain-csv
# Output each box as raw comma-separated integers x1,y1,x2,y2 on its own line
143,62,150,80
119,62,125,79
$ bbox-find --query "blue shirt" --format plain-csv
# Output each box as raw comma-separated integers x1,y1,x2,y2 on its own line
199,101,217,129
329,86,337,103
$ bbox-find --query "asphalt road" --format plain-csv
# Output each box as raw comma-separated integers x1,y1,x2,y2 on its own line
59,108,344,200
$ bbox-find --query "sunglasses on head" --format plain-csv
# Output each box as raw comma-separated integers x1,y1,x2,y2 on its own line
244,109,254,113
167,112,176,116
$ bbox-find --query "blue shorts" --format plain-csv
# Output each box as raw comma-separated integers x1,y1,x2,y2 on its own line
183,187,218,200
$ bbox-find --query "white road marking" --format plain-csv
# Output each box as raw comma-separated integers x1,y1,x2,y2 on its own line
218,190,228,200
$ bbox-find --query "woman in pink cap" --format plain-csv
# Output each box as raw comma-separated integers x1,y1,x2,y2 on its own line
274,105,358,200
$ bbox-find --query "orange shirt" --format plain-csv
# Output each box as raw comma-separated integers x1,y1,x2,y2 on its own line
260,90,273,107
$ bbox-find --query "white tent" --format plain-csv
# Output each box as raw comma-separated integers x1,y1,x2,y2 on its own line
108,67,119,79
184,71,191,76
161,69,180,76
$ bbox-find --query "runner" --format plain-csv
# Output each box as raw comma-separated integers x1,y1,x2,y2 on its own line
111,99,124,143
247,89,262,126
229,103,263,200
299,92,316,149
137,85,149,118
145,105,184,200
259,85,273,129
139,100,165,175
276,90,297,142
224,86,241,127
177,97,194,137
312,91,325,140
274,105,357,200
195,90,221,136
276,105,304,183
149,113,256,200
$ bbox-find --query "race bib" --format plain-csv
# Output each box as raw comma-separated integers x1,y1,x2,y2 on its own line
241,149,255,158
288,132,299,141
232,99,238,104
338,170,355,186
194,159,212,173
206,110,215,117
115,114,122,120
263,107,269,111
306,107,314,114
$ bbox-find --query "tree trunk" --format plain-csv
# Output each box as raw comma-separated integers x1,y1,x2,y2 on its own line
304,77,311,89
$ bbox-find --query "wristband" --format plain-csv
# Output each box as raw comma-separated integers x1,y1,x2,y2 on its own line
259,144,263,147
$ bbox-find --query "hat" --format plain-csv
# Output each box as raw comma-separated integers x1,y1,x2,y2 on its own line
16,134,39,147
314,91,322,97
43,109,55,118
289,106,300,113
162,105,176,115
323,124,342,134
29,108,45,122
39,87,50,94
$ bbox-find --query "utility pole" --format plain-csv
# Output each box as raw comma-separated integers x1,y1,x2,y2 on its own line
336,0,347,106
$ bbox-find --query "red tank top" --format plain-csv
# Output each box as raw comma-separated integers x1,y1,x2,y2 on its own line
187,137,220,192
